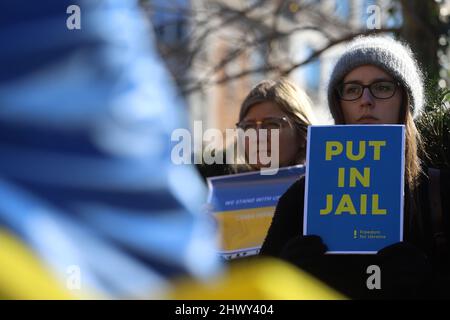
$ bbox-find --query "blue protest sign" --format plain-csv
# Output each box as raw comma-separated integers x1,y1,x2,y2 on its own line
207,165,305,259
304,125,405,253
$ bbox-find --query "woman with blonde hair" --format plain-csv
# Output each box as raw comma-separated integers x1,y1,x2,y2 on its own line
198,78,316,178
235,77,316,170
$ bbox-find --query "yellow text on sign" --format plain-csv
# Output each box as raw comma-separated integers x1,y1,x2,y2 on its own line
325,141,386,161
338,167,371,187
319,194,387,215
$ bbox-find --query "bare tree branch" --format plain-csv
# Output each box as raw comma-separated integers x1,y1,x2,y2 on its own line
182,27,400,95
145,0,446,97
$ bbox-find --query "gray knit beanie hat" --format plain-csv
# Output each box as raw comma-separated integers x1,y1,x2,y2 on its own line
327,36,425,119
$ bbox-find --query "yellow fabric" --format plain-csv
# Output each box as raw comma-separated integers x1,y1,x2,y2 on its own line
170,258,346,300
0,229,79,299
216,206,274,251
0,228,345,300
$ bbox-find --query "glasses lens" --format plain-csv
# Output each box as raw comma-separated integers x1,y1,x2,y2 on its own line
370,81,396,99
340,83,362,100
238,118,288,131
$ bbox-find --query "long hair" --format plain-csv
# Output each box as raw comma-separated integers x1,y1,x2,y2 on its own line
230,78,316,172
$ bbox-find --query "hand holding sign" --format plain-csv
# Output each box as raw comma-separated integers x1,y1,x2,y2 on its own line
279,235,432,299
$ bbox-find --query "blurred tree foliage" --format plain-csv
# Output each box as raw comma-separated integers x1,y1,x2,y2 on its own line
416,84,450,169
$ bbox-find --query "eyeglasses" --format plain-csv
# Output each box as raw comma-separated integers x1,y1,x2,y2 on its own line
236,116,291,131
337,81,399,101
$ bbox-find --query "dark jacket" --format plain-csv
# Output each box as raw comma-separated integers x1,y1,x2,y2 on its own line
196,149,254,181
260,170,450,299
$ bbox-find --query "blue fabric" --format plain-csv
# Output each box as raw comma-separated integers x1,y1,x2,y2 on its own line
0,0,221,298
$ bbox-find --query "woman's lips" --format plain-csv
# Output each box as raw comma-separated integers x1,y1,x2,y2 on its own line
358,116,379,124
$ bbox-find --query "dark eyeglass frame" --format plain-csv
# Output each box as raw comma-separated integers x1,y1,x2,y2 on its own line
337,81,400,101
236,116,291,131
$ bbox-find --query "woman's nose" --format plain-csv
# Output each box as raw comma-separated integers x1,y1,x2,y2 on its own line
360,87,374,107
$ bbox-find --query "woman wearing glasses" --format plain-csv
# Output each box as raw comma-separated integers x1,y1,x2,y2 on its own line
198,78,316,178
260,36,450,298
234,78,316,171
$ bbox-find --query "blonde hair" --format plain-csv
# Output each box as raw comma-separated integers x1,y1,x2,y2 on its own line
230,78,316,172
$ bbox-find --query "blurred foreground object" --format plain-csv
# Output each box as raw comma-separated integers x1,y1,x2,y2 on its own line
0,0,220,299
171,258,345,300
0,0,346,300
